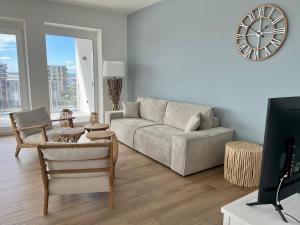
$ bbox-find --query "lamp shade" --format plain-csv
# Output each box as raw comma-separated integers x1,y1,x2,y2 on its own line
103,61,125,78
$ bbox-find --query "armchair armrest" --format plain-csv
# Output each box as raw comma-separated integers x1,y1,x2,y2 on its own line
171,127,234,176
15,124,48,131
105,110,123,125
15,124,48,142
51,117,75,122
51,117,75,128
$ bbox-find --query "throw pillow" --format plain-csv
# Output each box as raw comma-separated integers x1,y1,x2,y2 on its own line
122,101,139,118
184,113,201,133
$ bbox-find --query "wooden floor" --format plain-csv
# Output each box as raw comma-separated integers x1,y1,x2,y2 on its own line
0,135,253,225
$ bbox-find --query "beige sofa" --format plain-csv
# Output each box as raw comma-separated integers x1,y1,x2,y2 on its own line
105,97,234,176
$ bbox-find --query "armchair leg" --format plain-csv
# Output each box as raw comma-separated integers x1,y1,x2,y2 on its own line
15,146,21,157
43,192,49,215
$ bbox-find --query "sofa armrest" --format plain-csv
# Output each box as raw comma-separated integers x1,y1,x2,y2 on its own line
105,110,124,125
171,127,234,176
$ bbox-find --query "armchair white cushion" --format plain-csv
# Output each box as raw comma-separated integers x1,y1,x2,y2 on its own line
38,141,114,214
13,107,52,137
23,128,61,144
49,176,110,195
42,142,109,179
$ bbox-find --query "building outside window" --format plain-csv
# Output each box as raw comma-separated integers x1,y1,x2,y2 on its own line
47,65,77,112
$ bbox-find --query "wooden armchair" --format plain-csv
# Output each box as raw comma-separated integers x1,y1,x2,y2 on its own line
9,107,75,157
37,141,114,215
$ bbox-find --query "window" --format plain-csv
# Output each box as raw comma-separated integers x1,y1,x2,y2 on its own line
45,34,95,119
0,31,28,130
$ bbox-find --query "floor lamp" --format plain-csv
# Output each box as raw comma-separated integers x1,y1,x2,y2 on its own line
103,61,125,111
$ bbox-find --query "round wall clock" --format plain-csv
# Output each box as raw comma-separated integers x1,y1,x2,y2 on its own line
236,4,288,61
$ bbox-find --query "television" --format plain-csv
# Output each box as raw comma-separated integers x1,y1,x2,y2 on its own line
247,97,300,223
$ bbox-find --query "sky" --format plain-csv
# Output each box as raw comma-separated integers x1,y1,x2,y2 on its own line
0,33,76,74
0,33,19,73
45,35,77,74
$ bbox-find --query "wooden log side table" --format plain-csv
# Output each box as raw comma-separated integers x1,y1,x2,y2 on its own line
86,130,118,176
57,127,85,143
224,141,263,188
83,123,109,132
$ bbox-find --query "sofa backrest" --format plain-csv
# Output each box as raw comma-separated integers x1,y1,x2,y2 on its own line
164,101,214,130
137,97,167,124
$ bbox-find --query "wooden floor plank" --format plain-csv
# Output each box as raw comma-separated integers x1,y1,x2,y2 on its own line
0,135,253,225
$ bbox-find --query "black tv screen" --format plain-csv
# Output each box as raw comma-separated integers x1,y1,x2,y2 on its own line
258,97,300,204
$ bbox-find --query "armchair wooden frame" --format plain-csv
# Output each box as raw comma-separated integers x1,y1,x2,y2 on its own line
37,142,114,215
9,112,75,157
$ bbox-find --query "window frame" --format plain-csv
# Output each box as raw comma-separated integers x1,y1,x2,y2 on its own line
44,24,100,118
0,25,30,134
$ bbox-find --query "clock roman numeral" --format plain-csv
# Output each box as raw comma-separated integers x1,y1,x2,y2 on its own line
243,46,253,59
273,28,286,34
237,40,248,51
264,46,271,56
236,34,246,40
254,49,259,60
258,6,265,17
270,38,281,48
268,7,275,18
248,12,256,23
273,15,283,25
240,22,248,29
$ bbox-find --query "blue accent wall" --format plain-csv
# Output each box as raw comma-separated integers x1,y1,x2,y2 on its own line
128,0,300,144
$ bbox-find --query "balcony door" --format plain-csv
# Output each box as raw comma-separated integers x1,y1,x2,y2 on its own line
0,28,29,133
45,34,95,120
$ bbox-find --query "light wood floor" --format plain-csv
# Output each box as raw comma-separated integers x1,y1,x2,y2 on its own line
0,135,253,225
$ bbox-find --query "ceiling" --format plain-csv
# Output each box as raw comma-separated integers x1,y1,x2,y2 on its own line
48,0,163,14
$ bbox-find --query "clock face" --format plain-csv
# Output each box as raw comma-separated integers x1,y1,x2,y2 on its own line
236,4,288,61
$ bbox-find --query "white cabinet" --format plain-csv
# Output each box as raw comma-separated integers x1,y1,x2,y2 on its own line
221,191,300,225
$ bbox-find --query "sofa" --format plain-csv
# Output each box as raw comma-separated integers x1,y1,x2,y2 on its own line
105,97,234,176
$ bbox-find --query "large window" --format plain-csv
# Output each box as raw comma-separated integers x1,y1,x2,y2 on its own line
45,34,95,119
0,32,27,129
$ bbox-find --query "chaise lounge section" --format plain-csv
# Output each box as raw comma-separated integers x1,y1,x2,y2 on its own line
105,97,234,176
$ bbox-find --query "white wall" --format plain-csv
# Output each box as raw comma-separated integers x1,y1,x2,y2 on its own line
75,38,94,114
0,0,127,121
128,0,300,144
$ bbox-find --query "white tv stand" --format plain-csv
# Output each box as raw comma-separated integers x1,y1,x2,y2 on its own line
221,191,300,225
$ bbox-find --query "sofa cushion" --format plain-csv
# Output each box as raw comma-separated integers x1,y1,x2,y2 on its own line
134,125,183,167
110,118,158,148
122,101,139,118
137,97,167,124
164,101,214,130
23,128,61,144
13,107,52,137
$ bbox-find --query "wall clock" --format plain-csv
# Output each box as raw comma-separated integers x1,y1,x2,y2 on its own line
236,4,288,61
